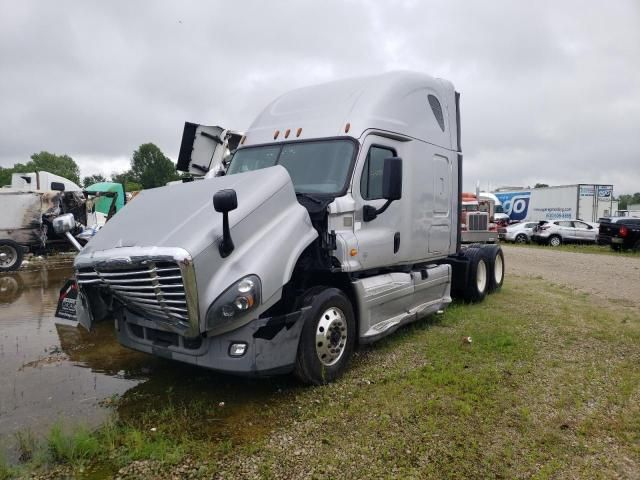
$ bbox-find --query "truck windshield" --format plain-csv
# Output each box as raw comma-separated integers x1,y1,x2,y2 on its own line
227,139,356,195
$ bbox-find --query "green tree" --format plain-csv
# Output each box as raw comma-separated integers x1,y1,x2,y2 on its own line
0,152,81,187
618,192,640,210
29,152,81,185
111,171,142,192
0,167,14,186
130,143,179,189
82,173,108,187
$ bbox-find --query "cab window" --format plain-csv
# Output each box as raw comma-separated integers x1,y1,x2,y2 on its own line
360,145,395,200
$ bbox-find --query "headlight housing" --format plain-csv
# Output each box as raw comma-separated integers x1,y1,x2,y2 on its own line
206,275,261,331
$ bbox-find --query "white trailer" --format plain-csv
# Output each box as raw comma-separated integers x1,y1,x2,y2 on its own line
495,184,616,223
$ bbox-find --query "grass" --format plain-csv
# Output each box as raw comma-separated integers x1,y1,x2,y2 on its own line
7,275,640,479
502,240,640,257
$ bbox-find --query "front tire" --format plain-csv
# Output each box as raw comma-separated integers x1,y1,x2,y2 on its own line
294,287,356,385
0,240,24,272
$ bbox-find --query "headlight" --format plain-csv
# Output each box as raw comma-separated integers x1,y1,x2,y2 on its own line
206,275,261,330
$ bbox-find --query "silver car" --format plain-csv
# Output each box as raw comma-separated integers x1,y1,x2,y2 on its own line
499,221,538,243
532,219,598,246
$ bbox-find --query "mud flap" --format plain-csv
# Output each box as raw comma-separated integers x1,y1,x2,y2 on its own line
55,278,78,321
55,278,96,331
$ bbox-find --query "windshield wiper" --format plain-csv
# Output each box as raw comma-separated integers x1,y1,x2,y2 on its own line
296,192,322,205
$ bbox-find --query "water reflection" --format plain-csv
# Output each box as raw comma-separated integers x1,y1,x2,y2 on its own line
0,265,152,458
0,264,299,462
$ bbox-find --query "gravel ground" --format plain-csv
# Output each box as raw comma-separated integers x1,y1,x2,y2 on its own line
503,245,640,309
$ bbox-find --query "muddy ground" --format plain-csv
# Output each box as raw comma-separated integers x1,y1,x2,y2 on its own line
503,244,640,309
1,246,638,475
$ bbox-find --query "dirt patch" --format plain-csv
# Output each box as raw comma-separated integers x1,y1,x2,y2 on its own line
503,245,640,309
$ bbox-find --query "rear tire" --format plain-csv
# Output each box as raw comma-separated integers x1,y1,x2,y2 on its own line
515,234,527,244
548,235,562,247
633,240,640,253
294,287,356,385
482,245,505,293
462,248,489,303
0,240,23,272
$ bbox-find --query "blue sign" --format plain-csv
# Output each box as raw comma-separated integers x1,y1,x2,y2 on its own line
495,191,531,221
597,186,612,198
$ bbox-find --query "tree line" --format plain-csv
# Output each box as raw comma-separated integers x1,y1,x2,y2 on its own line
0,143,183,191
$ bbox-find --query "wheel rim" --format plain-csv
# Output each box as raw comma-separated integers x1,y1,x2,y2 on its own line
550,237,560,247
494,254,504,285
315,307,348,366
476,259,487,293
0,245,18,269
515,235,526,243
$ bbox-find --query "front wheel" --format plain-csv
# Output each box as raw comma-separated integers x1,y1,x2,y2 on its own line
0,240,24,272
294,287,356,385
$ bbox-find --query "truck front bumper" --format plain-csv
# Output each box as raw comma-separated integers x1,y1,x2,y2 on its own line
115,307,310,376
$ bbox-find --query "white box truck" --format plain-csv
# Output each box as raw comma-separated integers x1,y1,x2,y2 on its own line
495,184,616,223
54,72,505,384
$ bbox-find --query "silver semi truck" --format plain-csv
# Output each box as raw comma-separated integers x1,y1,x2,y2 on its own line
55,72,504,384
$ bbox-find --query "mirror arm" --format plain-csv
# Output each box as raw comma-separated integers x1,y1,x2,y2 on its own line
363,199,393,222
219,212,234,258
65,232,83,252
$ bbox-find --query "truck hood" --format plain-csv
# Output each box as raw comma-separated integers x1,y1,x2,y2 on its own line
79,166,306,259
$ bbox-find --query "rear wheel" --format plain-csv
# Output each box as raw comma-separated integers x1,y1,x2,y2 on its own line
462,248,489,303
294,287,356,385
515,234,527,244
633,240,640,253
0,240,23,272
482,245,505,293
548,235,562,247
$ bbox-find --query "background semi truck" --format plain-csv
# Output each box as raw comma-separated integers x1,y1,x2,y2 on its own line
55,72,505,385
495,184,617,223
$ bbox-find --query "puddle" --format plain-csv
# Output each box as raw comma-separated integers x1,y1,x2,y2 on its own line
0,265,157,458
0,264,298,462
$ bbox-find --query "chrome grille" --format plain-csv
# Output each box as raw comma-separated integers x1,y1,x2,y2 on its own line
467,212,489,231
76,261,190,327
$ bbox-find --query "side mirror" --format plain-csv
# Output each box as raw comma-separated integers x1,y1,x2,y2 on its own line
51,182,66,192
363,157,403,222
213,189,238,258
53,213,75,234
213,189,238,213
53,213,83,251
382,157,402,201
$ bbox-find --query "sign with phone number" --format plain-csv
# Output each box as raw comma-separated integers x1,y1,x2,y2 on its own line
533,207,573,220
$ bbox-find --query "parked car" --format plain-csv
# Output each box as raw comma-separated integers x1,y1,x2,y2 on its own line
598,217,640,251
498,221,539,243
531,219,598,246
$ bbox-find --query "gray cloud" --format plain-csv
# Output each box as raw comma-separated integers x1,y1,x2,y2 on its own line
1,0,638,193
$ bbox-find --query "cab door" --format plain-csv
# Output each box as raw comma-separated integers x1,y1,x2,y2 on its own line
352,135,404,269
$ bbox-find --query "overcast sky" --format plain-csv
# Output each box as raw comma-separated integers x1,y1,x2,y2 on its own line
1,0,639,194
